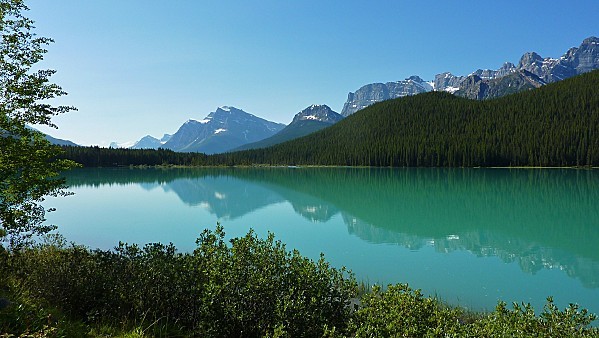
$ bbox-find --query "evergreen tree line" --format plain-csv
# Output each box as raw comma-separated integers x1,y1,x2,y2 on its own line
60,146,211,167
63,70,599,167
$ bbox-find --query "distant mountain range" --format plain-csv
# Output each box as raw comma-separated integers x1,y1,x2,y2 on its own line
44,133,78,147
214,70,599,167
341,36,599,115
109,36,598,155
235,104,343,151
112,134,172,150
117,104,344,154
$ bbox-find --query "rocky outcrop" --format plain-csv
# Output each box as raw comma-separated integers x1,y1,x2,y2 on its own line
433,72,465,93
341,76,432,117
518,37,598,83
456,70,546,100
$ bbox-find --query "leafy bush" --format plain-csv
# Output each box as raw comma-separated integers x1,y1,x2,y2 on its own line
349,284,464,337
3,225,357,337
193,226,356,336
349,285,598,338
471,298,598,337
2,228,598,337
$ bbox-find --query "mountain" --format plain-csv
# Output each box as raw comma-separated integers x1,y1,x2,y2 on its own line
162,106,285,154
218,70,599,167
44,133,78,147
291,104,344,124
517,36,599,82
433,72,465,94
109,141,135,149
235,104,343,151
454,36,598,98
25,126,78,146
341,36,599,115
340,76,433,117
449,36,598,99
455,70,546,100
130,134,172,149
433,62,518,93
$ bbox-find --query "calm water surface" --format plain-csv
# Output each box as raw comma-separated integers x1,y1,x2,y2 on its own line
44,167,599,314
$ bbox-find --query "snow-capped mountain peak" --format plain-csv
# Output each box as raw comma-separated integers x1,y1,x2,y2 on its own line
292,104,343,124
162,106,285,154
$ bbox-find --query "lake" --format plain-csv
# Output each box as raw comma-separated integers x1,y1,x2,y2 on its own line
44,167,599,315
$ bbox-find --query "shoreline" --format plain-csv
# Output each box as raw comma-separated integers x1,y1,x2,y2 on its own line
81,164,598,170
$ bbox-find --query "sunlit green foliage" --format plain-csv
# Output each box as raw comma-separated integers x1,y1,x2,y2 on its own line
1,226,357,337
470,299,598,337
349,284,465,337
1,228,598,337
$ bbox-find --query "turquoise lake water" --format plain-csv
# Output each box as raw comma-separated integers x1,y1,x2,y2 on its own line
44,167,599,315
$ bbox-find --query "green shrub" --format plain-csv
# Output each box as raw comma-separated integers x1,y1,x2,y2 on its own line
471,298,599,337
349,285,599,338
192,226,356,336
3,225,357,337
349,284,464,337
2,228,598,337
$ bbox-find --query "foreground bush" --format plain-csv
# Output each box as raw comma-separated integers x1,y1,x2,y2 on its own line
348,284,598,338
348,284,465,337
1,226,356,337
1,227,598,337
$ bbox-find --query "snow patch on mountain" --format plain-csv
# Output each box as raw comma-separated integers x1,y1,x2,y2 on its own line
445,86,460,94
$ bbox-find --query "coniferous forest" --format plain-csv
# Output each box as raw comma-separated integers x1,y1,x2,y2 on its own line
61,146,209,167
63,70,599,168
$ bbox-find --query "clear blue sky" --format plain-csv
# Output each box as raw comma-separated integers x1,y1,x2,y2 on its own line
28,0,599,146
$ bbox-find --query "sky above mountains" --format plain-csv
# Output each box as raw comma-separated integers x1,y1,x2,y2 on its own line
28,0,599,146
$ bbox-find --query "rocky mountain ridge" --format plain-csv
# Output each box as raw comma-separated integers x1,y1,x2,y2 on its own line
341,36,599,115
341,76,433,117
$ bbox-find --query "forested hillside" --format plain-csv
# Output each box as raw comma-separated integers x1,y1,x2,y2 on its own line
214,70,599,167
234,120,335,151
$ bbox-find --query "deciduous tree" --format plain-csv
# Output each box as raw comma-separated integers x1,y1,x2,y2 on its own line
0,0,77,248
